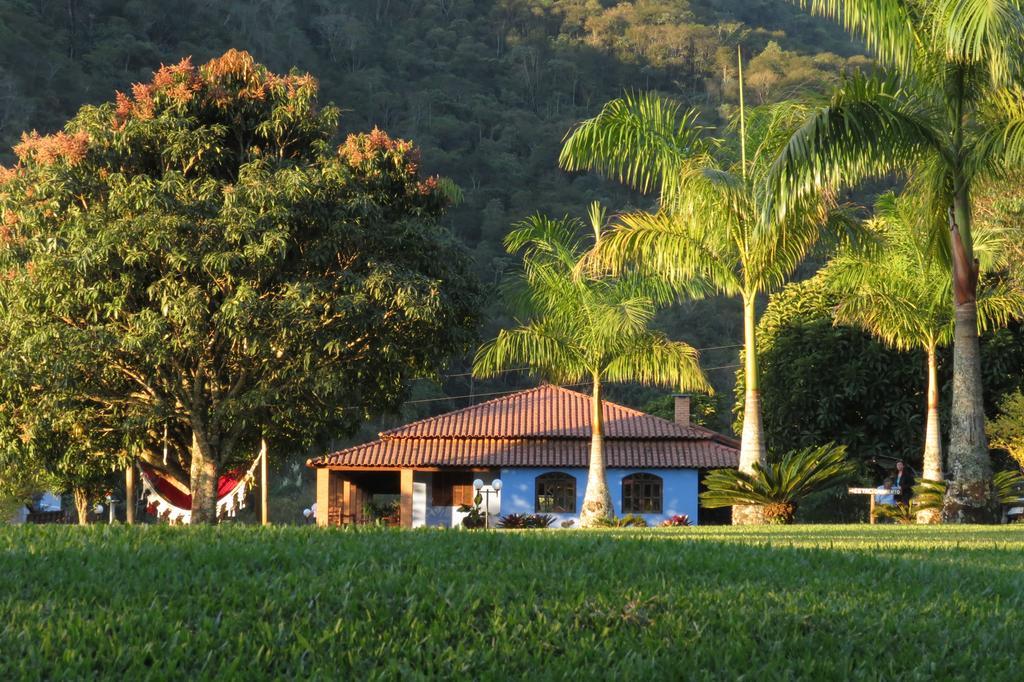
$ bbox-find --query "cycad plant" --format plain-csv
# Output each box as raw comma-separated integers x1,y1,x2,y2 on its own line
560,86,850,523
473,205,710,527
911,470,1024,521
776,0,1024,520
825,192,1023,522
700,444,854,524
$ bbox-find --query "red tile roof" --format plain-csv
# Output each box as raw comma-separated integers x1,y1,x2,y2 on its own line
309,385,739,470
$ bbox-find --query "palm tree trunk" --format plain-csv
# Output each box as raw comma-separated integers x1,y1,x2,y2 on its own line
580,375,613,527
943,189,996,522
734,294,766,525
918,344,943,524
73,487,91,526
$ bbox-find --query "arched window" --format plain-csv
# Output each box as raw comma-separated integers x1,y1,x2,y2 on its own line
621,473,663,514
535,472,576,513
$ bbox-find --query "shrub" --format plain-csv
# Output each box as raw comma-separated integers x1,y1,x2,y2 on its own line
594,514,648,528
995,470,1024,504
659,514,691,527
497,513,556,529
874,502,916,524
910,479,946,520
528,514,556,528
457,503,486,529
497,513,529,529
700,444,854,524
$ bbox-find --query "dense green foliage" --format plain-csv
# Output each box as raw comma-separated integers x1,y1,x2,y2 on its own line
989,391,1024,470
2,525,1023,678
0,51,480,519
0,1,867,401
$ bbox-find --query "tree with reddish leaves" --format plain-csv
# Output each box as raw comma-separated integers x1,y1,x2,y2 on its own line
0,50,480,523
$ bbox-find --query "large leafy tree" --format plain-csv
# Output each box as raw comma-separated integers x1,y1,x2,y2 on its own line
0,51,480,523
0,344,134,524
776,0,1024,520
560,90,848,523
825,192,1023,522
988,391,1024,471
474,206,710,527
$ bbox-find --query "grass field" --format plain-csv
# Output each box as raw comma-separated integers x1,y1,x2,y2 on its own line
2,525,1022,680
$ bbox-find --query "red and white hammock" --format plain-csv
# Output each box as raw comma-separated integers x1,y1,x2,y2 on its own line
138,453,262,524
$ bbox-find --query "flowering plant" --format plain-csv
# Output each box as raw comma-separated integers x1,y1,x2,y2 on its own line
659,514,691,527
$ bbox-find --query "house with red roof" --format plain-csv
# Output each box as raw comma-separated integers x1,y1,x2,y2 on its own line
307,385,739,528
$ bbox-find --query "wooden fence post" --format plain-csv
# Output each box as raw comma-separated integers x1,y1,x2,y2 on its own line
260,438,269,526
125,465,136,525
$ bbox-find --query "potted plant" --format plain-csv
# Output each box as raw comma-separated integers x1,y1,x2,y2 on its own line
458,502,486,529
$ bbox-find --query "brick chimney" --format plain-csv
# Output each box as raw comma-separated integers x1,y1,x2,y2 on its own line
673,394,691,427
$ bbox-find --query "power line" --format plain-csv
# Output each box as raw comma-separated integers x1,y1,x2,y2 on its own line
693,343,744,352
399,364,741,408
402,382,591,406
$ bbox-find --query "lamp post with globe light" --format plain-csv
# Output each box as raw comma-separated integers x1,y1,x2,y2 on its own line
473,478,503,528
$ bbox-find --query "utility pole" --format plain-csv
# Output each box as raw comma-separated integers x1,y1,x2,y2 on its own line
260,438,269,526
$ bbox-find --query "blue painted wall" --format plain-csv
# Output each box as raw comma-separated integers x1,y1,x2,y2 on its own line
498,467,700,526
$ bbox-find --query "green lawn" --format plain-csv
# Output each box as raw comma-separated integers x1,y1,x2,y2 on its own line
2,526,1022,680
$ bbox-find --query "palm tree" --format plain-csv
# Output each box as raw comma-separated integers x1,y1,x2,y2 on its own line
560,87,849,523
825,192,1023,522
473,205,711,527
774,1,1024,521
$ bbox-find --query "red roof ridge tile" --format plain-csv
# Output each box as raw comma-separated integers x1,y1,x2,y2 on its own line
379,383,702,440
377,383,557,438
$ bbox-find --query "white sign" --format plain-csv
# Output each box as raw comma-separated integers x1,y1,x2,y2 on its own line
848,487,899,495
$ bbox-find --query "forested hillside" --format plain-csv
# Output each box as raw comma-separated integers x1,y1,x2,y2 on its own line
0,0,865,431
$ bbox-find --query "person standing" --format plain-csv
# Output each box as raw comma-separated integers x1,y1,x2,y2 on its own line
894,461,915,506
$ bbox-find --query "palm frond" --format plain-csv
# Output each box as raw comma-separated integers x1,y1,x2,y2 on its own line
791,0,924,74
911,478,948,512
930,0,1024,86
596,210,740,297
559,92,713,200
994,469,1024,505
971,86,1024,174
977,278,1024,333
473,323,585,384
766,72,941,221
822,191,983,351
504,213,587,268
602,333,711,393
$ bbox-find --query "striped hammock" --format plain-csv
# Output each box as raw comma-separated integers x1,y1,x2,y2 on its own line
138,454,261,524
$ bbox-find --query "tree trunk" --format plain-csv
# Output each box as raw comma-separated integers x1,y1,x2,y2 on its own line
125,465,136,525
734,295,765,525
943,190,996,522
918,345,943,524
73,487,90,526
189,430,219,524
579,376,613,527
